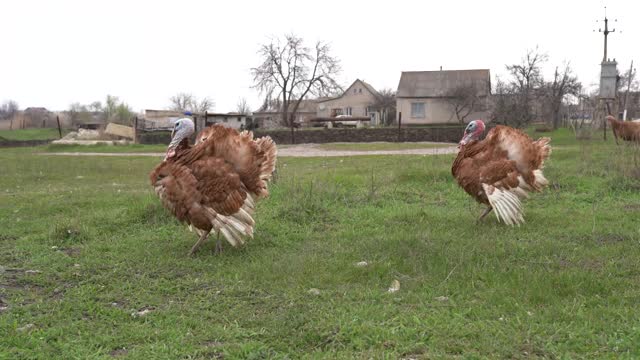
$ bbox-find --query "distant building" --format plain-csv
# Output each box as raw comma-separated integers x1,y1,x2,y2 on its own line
23,107,55,128
317,79,383,125
204,112,250,130
252,99,319,129
142,110,184,130
71,111,105,130
142,109,251,132
396,69,491,125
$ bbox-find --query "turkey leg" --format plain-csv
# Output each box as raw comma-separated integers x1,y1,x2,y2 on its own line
189,230,210,256
214,232,223,254
477,207,493,223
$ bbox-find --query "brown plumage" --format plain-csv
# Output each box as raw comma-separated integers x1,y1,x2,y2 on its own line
451,120,551,225
150,122,277,255
607,115,640,144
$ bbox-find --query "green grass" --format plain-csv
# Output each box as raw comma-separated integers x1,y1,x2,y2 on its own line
2,129,640,358
0,128,69,141
43,143,293,154
44,143,168,153
317,142,453,151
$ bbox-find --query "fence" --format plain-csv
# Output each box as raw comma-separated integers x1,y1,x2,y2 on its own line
135,125,482,145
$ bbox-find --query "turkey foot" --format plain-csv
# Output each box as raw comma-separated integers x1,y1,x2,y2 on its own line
476,207,493,224
189,231,210,256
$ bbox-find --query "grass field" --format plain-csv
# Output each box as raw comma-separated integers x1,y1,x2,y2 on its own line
0,128,69,141
44,143,169,153
2,128,640,358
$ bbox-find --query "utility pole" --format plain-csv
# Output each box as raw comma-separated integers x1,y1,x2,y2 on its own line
622,60,635,121
596,6,617,62
594,6,620,140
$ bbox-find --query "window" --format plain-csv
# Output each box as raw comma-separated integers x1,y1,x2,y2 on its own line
237,117,242,122
366,106,374,115
345,107,352,116
411,102,425,118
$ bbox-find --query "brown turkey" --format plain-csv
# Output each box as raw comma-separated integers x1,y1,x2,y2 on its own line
451,120,551,226
149,118,277,255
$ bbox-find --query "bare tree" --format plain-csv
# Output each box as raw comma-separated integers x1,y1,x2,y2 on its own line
446,84,480,124
169,92,193,112
492,48,548,127
372,88,396,125
169,92,214,113
192,97,214,113
0,100,19,129
236,97,251,115
541,63,581,129
251,33,342,138
89,101,102,112
103,95,134,125
104,95,119,121
68,102,89,126
618,65,639,120
0,100,19,120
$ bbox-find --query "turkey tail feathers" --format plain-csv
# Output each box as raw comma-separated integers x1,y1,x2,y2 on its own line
256,136,277,181
535,137,552,166
205,193,257,248
254,136,278,199
482,184,525,226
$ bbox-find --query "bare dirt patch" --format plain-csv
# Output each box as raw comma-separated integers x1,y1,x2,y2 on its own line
596,233,627,245
109,348,129,357
61,247,81,257
623,204,640,211
39,143,459,158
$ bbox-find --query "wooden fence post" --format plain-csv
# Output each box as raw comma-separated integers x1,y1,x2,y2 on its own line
56,115,62,138
133,116,138,144
397,112,402,142
604,101,611,141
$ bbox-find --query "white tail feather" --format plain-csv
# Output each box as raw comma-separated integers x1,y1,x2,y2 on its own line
482,184,525,226
202,193,257,247
533,169,549,188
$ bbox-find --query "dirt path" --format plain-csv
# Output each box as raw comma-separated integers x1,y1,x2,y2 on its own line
38,143,459,158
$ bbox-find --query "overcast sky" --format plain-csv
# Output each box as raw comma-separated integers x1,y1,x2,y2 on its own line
1,0,638,113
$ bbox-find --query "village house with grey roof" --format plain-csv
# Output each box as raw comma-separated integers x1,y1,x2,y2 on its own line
396,69,491,125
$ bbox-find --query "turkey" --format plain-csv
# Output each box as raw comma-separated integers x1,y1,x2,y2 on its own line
451,120,551,226
149,118,277,255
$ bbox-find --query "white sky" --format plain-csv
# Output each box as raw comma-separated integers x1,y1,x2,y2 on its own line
1,0,638,113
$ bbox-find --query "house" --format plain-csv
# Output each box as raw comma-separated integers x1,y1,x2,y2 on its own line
252,99,319,129
142,109,251,132
316,79,383,126
204,112,251,130
396,69,491,125
23,107,55,128
71,111,106,130
142,110,183,130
